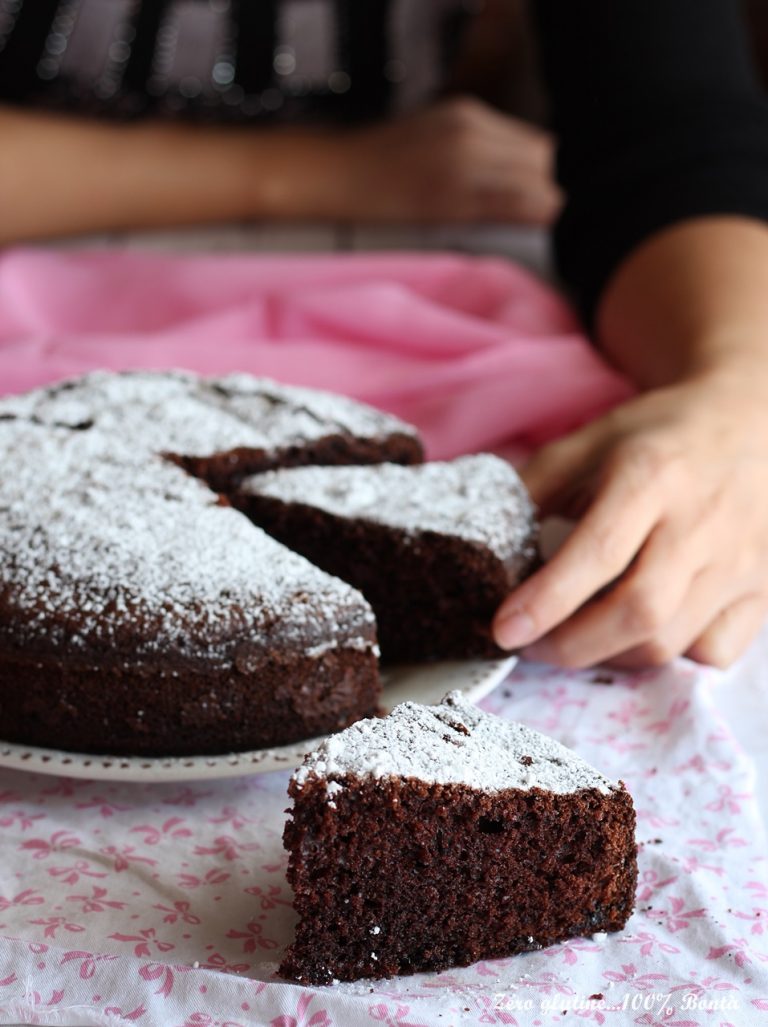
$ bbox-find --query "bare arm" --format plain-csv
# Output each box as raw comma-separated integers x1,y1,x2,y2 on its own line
0,98,558,246
598,217,768,391
0,105,345,244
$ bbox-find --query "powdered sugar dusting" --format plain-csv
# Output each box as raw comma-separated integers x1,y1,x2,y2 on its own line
239,455,537,564
293,691,615,795
0,369,419,458
0,419,376,663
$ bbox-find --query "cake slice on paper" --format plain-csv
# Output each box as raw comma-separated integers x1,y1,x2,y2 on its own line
280,691,637,984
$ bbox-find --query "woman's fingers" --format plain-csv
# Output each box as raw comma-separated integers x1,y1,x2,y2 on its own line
518,521,709,668
492,446,663,651
342,97,559,225
543,573,768,673
686,592,768,668
448,132,561,224
520,430,599,516
470,167,562,224
439,95,555,174
421,99,560,223
604,580,760,671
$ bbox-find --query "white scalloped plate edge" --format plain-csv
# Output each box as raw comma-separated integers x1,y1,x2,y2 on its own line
0,655,517,783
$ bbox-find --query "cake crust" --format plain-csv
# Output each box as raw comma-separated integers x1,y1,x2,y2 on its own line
0,647,379,757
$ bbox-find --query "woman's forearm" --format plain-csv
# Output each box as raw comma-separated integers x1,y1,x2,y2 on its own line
596,216,768,394
0,99,559,246
0,105,343,245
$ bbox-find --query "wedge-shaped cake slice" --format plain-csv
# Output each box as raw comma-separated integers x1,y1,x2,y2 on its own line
280,691,637,984
236,455,539,661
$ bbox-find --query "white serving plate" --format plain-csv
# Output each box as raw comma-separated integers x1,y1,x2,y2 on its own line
0,655,516,783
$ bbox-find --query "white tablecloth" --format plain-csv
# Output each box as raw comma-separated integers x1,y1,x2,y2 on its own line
1,634,767,1027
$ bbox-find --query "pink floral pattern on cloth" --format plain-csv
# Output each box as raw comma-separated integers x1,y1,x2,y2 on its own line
0,658,767,1027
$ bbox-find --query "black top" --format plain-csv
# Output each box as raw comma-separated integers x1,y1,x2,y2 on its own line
534,0,768,322
2,0,768,322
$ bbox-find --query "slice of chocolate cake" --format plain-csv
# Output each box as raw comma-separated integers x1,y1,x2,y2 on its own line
280,691,637,984
235,455,539,662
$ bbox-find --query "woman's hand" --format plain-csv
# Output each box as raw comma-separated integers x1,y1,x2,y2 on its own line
493,217,768,671
335,96,560,226
493,373,768,668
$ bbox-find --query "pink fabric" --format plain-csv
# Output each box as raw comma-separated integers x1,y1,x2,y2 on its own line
0,248,632,457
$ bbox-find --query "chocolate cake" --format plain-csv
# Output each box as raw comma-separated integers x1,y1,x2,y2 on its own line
236,456,539,661
0,369,423,489
280,692,637,984
0,370,423,756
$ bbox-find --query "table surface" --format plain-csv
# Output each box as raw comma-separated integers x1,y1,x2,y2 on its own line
1,645,766,1027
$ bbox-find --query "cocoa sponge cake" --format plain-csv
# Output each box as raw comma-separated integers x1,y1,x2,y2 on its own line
0,371,541,758
281,692,637,984
0,370,422,756
0,421,380,755
236,455,539,661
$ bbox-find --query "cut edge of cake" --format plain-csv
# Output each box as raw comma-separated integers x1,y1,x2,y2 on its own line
280,691,637,984
235,456,540,662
